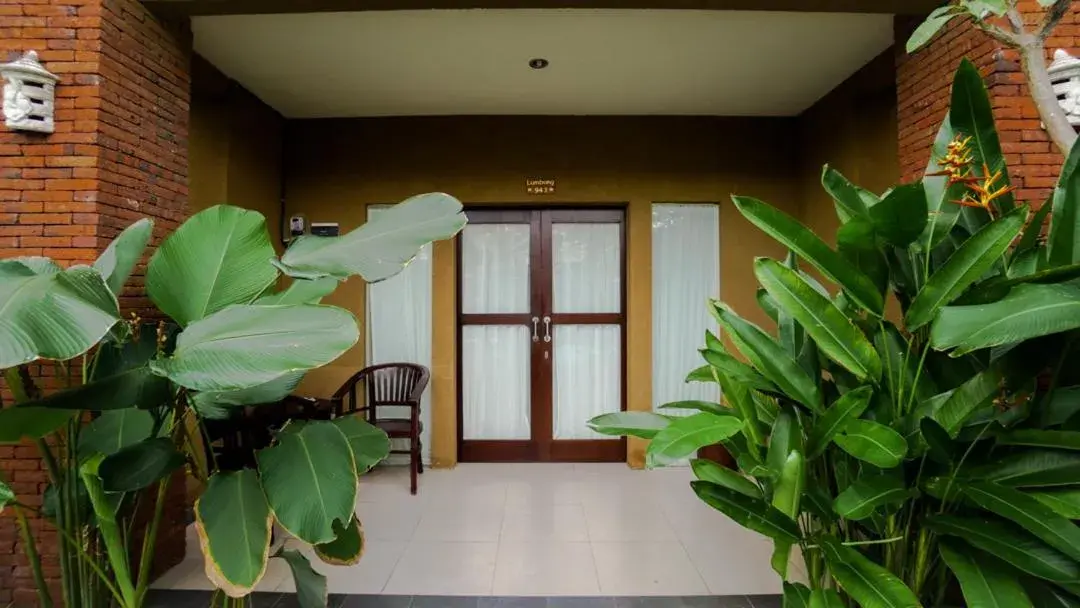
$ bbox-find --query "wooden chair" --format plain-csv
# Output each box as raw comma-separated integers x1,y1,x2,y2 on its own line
331,363,430,495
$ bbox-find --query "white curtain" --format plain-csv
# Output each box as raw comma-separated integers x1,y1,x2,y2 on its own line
652,204,721,414
366,205,433,463
460,224,533,440
551,223,622,439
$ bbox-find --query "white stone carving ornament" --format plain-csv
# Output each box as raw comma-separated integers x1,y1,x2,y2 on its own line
1,51,60,134
1049,49,1080,127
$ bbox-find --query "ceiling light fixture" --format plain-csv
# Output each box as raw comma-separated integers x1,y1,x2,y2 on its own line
528,58,549,70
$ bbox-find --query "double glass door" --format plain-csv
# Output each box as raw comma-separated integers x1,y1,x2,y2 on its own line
458,208,625,462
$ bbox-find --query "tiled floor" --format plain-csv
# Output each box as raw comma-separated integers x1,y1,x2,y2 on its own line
153,464,792,598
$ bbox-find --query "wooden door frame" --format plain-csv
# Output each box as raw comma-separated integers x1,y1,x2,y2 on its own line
455,204,628,463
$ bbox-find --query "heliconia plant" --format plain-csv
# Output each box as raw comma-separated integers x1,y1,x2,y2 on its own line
0,192,467,608
590,59,1080,608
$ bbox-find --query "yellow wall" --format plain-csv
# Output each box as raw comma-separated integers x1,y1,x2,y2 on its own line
283,116,802,468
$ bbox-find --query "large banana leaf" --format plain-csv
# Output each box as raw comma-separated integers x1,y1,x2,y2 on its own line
0,256,60,276
770,451,805,578
1021,578,1080,608
821,165,870,223
806,386,874,458
932,368,1001,436
659,401,729,416
150,304,358,392
690,481,801,543
932,283,1080,355
93,218,152,294
146,205,278,327
274,549,327,608
255,278,339,306
274,193,465,282
939,538,1033,608
834,475,911,520
834,420,908,468
588,412,673,440
713,366,766,447
0,266,119,368
837,218,889,297
0,407,78,444
78,409,155,460
188,371,306,419
869,183,928,247
333,415,390,474
968,450,1080,488
710,302,821,411
755,259,880,381
927,515,1080,582
690,458,762,499
1048,137,1080,267
97,437,185,493
1038,386,1080,428
23,367,171,412
314,516,364,566
195,470,272,597
1029,489,1080,519
646,412,742,467
906,206,1026,330
951,58,1014,214
1000,431,1080,451
732,196,883,315
783,582,813,608
961,482,1080,562
767,405,803,476
257,421,356,544
818,536,922,608
699,347,777,394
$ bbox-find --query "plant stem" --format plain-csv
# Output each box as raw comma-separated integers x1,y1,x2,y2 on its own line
49,514,126,605
81,460,138,607
13,505,53,608
134,476,171,605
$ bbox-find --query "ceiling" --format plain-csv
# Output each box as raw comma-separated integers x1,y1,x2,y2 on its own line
192,9,894,119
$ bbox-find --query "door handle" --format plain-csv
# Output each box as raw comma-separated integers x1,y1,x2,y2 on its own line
531,317,540,342
543,316,552,343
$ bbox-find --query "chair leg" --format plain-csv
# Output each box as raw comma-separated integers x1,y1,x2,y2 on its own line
410,448,418,496
417,440,424,474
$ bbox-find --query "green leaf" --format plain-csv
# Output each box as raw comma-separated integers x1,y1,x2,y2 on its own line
927,515,1080,582
869,183,928,247
147,205,278,327
646,412,743,467
275,549,328,608
1039,387,1080,428
921,117,966,250
0,256,60,277
1016,202,1054,259
195,470,272,596
755,259,881,381
1049,137,1080,267
78,409,155,460
150,304,359,392
834,475,911,520
689,458,761,499
732,196,883,315
821,165,870,223
757,288,779,322
838,218,888,295
951,58,1014,213
333,414,390,474
587,411,672,440
0,266,120,368
314,516,364,566
876,323,935,408
906,5,960,53
710,302,821,411
907,206,1026,330
1022,578,1080,608
1028,489,1080,519
939,538,1032,608
932,283,1080,355
257,421,356,544
0,479,13,515
772,451,804,519
809,589,846,608
767,406,802,476
659,400,729,416
920,417,957,463
969,450,1080,488
806,386,874,458
700,347,777,394
0,407,78,444
98,437,184,493
999,431,1080,451
961,482,1080,562
834,420,908,468
255,277,340,306
691,480,801,543
25,366,171,412
94,218,152,295
275,192,465,282
713,366,766,447
818,536,922,608
783,582,812,608
932,368,1001,436
189,370,306,419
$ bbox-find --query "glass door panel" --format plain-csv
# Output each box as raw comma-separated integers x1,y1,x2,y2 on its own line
462,325,531,440
552,325,621,439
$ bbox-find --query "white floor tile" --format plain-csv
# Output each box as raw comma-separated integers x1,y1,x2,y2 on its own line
505,479,583,507
591,541,709,596
582,501,677,541
357,500,424,541
383,541,498,595
276,540,408,594
413,504,505,542
493,541,600,595
501,504,589,542
683,536,786,596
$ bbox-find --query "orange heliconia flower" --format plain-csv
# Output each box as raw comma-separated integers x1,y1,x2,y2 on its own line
929,134,1015,218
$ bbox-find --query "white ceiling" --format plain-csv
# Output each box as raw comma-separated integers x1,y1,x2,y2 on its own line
193,9,894,119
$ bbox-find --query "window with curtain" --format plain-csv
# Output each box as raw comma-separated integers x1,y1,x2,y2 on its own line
652,204,721,416
366,205,433,464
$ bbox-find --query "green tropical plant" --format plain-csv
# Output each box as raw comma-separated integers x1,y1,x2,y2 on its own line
591,60,1080,607
0,192,466,608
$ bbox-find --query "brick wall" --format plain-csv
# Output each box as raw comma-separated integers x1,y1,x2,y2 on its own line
897,2,1080,201
0,0,191,605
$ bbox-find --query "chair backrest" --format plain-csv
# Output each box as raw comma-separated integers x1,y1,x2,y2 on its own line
332,362,430,418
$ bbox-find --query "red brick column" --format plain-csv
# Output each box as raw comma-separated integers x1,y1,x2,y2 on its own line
0,1,191,604
897,2,1080,201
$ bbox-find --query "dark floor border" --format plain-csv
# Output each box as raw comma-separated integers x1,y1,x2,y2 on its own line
146,591,783,608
